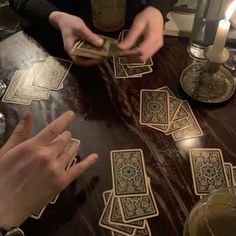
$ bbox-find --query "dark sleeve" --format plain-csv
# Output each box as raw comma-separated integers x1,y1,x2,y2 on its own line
9,0,59,23
146,0,177,17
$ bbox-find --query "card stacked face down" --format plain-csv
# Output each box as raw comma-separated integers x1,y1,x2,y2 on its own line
2,56,72,105
71,30,153,79
99,149,159,236
112,30,153,79
139,86,203,141
189,148,236,199
30,138,79,219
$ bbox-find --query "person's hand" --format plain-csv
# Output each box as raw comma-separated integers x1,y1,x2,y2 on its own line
0,111,98,230
118,6,164,61
49,11,104,66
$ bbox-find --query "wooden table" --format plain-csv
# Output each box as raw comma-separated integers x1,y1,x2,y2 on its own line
0,25,236,236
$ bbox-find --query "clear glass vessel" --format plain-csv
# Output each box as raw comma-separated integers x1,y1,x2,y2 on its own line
183,187,236,236
188,0,228,60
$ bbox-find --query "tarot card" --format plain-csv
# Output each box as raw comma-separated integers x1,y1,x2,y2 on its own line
146,123,169,132
134,221,151,236
118,180,159,222
127,58,153,68
72,36,119,58
189,148,228,195
17,68,50,100
148,95,182,132
140,90,169,125
50,194,60,205
165,117,191,135
99,192,135,236
31,206,46,219
109,195,145,229
113,57,128,79
2,70,31,105
111,149,148,197
33,57,72,90
172,104,189,122
123,65,152,77
172,101,203,141
112,220,151,236
71,41,103,59
233,167,236,186
103,190,112,204
224,162,234,187
118,57,145,66
33,61,63,90
158,86,175,97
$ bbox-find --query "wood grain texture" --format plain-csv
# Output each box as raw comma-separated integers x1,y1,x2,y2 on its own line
0,27,236,236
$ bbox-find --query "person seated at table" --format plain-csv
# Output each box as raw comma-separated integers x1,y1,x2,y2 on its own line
9,0,176,65
0,111,98,233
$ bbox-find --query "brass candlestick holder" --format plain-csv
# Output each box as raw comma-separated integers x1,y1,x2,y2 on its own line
180,47,235,103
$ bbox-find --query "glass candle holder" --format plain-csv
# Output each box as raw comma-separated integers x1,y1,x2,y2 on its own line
188,0,229,60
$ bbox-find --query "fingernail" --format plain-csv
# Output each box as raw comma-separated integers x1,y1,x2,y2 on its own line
22,111,31,120
96,38,104,47
93,153,99,160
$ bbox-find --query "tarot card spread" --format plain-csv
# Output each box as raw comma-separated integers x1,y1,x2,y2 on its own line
2,56,72,105
139,86,203,141
99,149,158,236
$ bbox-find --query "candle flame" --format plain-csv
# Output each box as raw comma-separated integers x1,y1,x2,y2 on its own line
225,0,236,21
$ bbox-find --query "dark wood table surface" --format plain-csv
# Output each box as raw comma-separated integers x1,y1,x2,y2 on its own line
0,22,236,236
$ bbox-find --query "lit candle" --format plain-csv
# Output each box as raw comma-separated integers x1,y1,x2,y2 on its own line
208,1,236,62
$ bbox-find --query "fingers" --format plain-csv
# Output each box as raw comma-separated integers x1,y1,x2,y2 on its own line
58,141,80,169
78,24,104,47
118,19,145,51
49,131,72,157
35,111,75,145
0,111,32,156
63,153,99,184
137,36,163,61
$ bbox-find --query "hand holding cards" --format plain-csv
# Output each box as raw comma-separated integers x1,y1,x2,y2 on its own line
71,35,124,59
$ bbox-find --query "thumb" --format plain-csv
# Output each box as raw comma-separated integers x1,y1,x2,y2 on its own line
0,111,32,156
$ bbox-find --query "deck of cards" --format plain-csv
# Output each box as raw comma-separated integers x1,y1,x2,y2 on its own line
71,35,124,59
189,148,236,199
139,86,203,141
99,149,159,236
30,138,79,219
2,56,72,105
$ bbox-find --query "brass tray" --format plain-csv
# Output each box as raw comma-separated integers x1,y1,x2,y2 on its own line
180,63,236,103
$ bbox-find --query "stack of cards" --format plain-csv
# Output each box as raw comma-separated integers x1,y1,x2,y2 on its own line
2,56,72,105
71,35,124,59
189,148,236,199
139,86,203,141
112,30,153,79
99,149,159,236
30,138,79,219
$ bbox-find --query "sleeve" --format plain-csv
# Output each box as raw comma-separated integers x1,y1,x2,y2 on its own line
9,0,60,23
146,0,177,17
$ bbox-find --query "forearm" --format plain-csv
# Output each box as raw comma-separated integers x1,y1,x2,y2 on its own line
146,0,177,17
9,0,59,23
